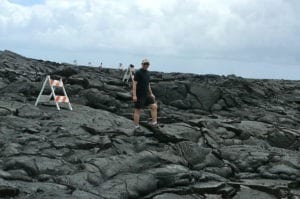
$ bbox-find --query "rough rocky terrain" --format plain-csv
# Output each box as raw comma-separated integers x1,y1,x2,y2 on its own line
0,50,300,198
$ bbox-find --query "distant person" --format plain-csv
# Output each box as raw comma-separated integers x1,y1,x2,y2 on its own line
132,59,158,131
99,62,103,71
119,63,124,71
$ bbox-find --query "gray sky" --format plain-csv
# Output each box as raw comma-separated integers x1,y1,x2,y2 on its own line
1,0,300,80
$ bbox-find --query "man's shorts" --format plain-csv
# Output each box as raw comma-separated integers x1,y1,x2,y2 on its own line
134,95,155,109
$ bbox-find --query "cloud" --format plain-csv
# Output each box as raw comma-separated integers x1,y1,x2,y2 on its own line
1,0,300,79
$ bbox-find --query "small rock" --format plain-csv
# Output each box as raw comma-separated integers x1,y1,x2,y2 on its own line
17,104,46,119
233,186,277,199
0,185,20,197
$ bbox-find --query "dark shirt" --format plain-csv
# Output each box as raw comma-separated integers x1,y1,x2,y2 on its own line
134,69,150,97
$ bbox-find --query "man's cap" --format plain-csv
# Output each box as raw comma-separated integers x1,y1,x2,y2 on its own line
141,59,150,64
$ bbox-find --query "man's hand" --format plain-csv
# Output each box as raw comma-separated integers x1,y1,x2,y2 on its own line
150,94,155,100
133,95,137,102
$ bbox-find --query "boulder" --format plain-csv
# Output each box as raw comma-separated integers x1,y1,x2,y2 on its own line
16,104,47,119
233,186,277,199
189,84,222,110
51,67,78,77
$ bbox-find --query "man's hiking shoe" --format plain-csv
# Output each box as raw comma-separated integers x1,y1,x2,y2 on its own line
134,125,143,135
150,122,159,128
149,122,165,128
139,121,164,130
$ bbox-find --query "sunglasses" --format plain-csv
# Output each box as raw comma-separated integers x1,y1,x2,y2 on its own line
143,63,150,65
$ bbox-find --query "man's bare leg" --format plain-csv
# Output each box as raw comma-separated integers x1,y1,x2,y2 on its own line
134,109,141,126
150,103,158,124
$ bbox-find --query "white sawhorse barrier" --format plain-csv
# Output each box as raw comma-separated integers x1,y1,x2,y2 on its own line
35,75,72,111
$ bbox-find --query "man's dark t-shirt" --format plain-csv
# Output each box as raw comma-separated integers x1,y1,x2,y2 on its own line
134,69,150,97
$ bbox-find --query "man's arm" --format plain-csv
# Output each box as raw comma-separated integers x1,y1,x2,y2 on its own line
132,70,139,102
149,83,155,99
148,84,153,95
132,81,138,102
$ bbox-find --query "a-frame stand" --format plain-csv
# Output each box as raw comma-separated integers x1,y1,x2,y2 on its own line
35,75,72,111
122,67,135,82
